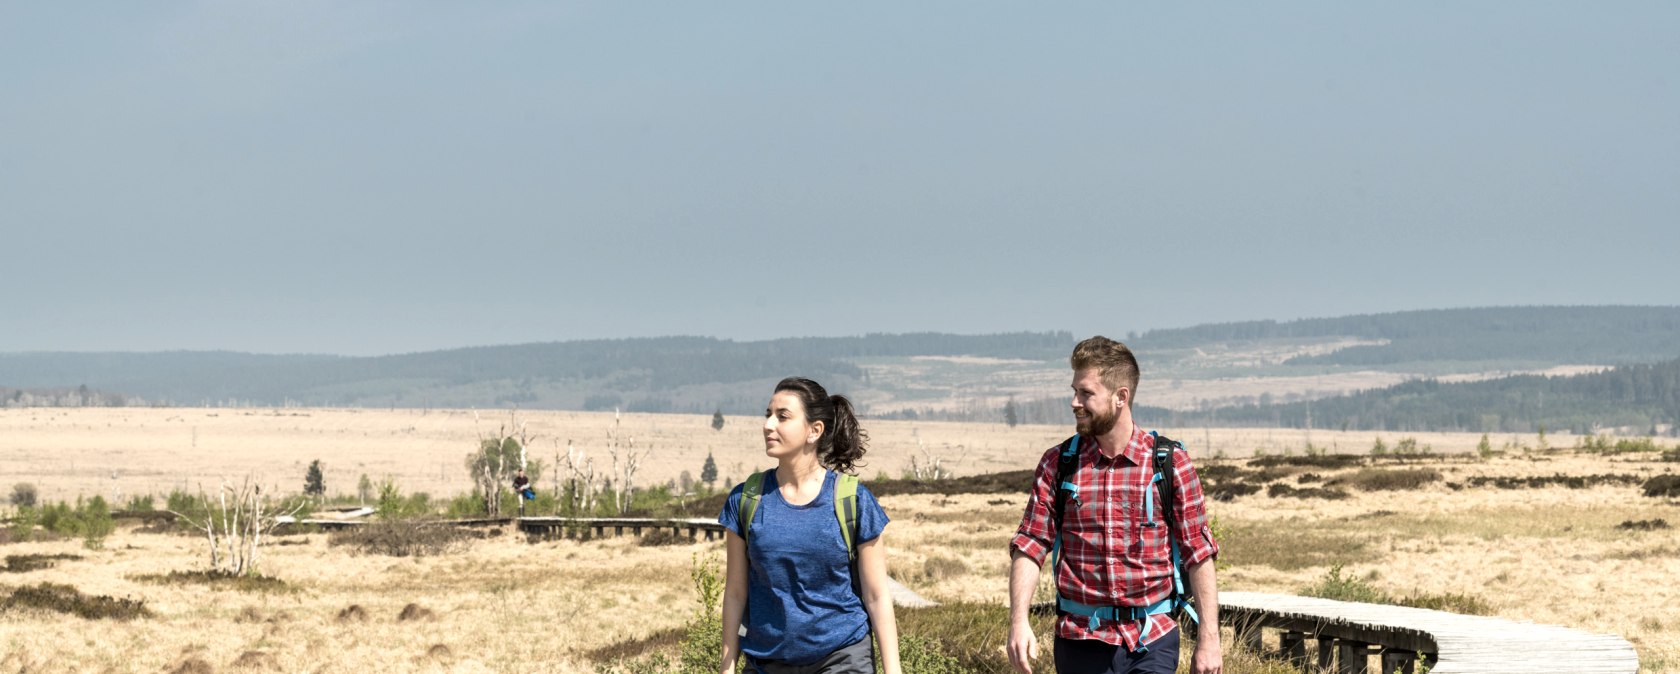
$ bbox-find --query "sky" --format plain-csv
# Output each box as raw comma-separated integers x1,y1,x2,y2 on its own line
3,3,1677,356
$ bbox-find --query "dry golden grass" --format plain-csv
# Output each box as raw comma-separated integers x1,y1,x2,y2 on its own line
2,407,1675,672
0,406,1513,505
0,526,704,673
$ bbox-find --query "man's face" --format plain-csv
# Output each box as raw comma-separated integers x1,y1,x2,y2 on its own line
1071,368,1123,437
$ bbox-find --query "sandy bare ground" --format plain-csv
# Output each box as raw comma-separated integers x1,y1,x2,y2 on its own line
0,407,1508,505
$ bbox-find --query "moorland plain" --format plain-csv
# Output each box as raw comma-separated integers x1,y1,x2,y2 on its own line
2,409,1675,673
2,407,1499,505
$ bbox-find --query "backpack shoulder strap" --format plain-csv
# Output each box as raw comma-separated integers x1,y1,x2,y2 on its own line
834,472,860,562
1148,431,1200,625
1149,432,1181,529
740,470,767,546
1051,434,1082,530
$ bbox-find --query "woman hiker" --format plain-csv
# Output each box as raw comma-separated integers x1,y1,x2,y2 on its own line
717,377,903,674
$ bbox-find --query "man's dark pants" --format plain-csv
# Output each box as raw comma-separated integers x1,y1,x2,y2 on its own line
1054,627,1180,674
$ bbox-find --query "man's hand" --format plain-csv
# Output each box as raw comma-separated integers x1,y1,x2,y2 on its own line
1006,619,1039,674
1190,633,1222,674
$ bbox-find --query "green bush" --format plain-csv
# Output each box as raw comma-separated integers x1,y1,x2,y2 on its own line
80,496,114,549
9,506,39,543
445,492,485,518
1397,590,1492,615
123,494,156,512
899,634,966,674
678,554,724,673
1300,564,1388,604
32,497,115,549
1301,565,1492,615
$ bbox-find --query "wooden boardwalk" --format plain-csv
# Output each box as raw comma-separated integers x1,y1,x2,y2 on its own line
1222,591,1639,674
518,516,725,540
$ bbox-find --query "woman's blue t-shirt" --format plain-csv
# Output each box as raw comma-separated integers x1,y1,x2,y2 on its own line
718,469,889,665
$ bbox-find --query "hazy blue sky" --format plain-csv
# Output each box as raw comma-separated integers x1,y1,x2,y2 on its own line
3,3,1676,356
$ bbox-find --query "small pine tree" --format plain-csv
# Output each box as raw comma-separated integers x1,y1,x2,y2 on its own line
711,409,725,431
1003,398,1019,428
1371,437,1388,457
700,451,718,487
1477,433,1493,460
304,460,326,498
81,495,114,550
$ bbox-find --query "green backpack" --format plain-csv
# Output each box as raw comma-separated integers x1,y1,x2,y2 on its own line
739,470,862,585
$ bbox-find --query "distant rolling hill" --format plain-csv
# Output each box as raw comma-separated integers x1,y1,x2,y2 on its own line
3,306,1678,432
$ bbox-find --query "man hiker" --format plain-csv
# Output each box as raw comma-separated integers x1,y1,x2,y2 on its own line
512,469,535,516
1007,336,1222,674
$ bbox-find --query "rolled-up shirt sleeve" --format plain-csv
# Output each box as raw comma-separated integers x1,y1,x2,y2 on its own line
1010,446,1063,566
1170,449,1220,567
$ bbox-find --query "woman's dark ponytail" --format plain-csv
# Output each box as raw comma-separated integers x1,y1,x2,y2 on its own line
823,394,867,474
774,377,869,474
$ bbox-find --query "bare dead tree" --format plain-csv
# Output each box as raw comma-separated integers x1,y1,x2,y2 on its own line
561,438,599,515
604,408,652,515
909,434,965,481
168,477,304,576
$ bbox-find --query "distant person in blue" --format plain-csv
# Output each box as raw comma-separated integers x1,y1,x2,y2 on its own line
718,377,903,674
512,469,535,501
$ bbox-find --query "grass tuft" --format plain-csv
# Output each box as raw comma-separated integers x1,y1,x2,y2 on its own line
638,529,696,547
231,650,278,670
132,569,293,594
922,555,970,582
328,520,478,557
3,553,82,573
1643,475,1680,498
1266,483,1350,500
169,657,214,674
583,627,684,664
336,604,369,623
896,602,1055,674
1,582,151,620
1249,454,1365,469
1328,468,1441,491
398,602,436,622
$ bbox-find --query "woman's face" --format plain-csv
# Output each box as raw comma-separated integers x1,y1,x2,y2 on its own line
764,391,821,459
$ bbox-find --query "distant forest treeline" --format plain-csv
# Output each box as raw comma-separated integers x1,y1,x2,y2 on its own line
1,385,150,409
1138,357,1680,435
0,332,1073,406
1134,305,1680,367
901,356,1680,437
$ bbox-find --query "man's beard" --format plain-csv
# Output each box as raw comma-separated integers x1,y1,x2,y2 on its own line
1076,407,1117,437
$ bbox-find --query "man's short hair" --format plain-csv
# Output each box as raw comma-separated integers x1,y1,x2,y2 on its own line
1070,336,1140,401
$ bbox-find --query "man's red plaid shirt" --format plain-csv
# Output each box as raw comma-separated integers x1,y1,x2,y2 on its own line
1010,426,1219,650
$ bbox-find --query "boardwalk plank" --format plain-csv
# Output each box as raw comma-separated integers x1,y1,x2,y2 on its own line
1222,592,1639,674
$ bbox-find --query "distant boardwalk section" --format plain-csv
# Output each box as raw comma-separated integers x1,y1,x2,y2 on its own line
1221,591,1639,674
